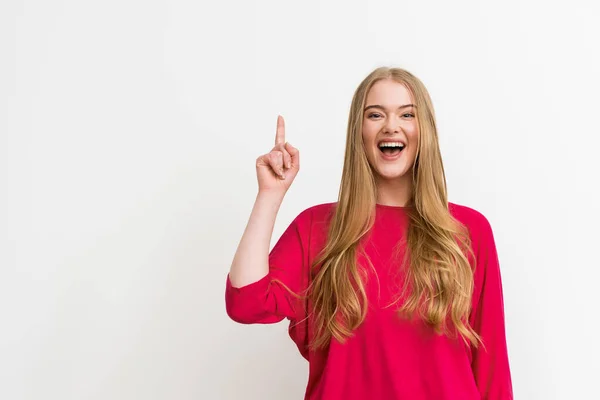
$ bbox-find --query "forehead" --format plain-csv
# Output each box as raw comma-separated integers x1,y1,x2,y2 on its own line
365,79,413,105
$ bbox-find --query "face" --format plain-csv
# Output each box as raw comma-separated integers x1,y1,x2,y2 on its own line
361,79,419,183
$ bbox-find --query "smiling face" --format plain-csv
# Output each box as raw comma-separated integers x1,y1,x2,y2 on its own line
361,79,419,185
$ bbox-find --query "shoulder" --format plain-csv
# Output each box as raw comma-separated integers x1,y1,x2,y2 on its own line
448,201,496,247
449,201,493,230
293,201,337,225
278,202,336,239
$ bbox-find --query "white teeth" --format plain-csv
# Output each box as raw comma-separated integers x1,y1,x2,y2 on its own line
378,142,405,148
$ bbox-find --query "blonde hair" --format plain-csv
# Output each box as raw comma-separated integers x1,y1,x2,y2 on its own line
285,67,481,351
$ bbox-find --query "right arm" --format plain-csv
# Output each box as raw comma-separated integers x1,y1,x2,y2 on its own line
228,191,284,288
225,115,302,324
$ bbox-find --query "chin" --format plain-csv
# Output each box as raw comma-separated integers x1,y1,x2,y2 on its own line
375,169,411,181
376,162,410,175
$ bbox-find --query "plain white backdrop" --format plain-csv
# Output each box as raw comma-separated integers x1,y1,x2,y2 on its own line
1,0,599,399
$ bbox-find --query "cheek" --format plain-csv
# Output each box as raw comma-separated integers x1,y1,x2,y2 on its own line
406,126,419,160
361,123,376,145
406,123,419,139
407,126,419,148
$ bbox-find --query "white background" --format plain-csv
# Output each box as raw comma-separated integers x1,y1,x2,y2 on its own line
1,0,599,399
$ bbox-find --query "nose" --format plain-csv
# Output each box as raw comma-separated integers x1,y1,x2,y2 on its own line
383,114,401,134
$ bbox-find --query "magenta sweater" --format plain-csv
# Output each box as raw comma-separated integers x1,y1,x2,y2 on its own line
225,202,513,399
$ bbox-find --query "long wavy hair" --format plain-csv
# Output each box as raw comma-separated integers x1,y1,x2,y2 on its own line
304,67,482,351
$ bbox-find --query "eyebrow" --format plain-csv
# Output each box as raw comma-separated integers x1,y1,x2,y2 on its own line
364,104,416,111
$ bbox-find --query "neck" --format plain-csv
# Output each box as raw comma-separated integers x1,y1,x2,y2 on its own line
375,173,413,207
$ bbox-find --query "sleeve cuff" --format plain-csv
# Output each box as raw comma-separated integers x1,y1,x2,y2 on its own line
225,272,271,297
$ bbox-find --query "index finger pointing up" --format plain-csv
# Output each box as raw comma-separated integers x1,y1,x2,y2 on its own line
275,115,285,146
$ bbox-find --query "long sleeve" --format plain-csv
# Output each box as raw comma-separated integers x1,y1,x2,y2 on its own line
469,215,514,400
225,211,309,325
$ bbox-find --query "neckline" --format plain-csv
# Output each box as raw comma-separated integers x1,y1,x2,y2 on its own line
375,203,411,209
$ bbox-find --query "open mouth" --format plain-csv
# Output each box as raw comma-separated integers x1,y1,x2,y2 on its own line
378,142,405,157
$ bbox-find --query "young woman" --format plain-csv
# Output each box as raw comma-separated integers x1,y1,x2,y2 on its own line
225,67,513,400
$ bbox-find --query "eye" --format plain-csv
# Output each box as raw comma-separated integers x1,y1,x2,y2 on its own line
367,113,383,119
402,113,415,118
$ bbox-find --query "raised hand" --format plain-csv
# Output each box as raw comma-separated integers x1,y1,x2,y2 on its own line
255,115,300,195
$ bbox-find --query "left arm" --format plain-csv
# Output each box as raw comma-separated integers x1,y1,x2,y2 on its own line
470,215,514,399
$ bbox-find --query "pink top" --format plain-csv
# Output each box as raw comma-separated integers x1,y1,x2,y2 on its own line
225,202,513,399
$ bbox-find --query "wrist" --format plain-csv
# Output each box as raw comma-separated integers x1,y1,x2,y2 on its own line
256,189,286,203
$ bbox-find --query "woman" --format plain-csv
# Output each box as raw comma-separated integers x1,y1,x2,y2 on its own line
225,67,513,399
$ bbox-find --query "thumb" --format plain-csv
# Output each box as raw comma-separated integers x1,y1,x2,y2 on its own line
284,142,300,168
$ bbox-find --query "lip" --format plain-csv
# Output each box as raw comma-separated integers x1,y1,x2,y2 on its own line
378,146,405,161
377,138,406,161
